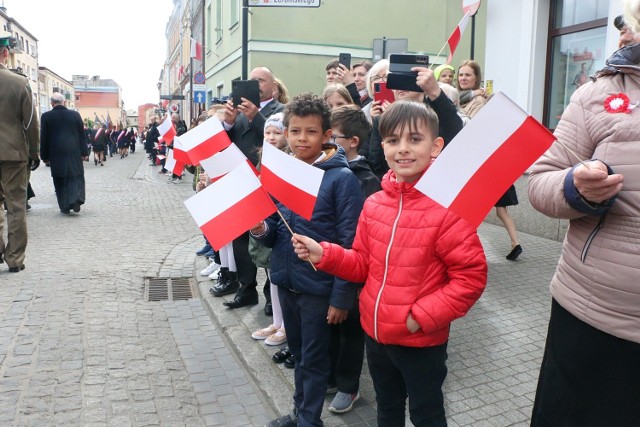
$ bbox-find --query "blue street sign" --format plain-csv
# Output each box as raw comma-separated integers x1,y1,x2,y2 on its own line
193,72,206,84
194,91,206,104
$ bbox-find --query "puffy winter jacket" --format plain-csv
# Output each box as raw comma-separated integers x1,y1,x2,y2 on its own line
257,144,364,310
316,170,487,347
528,43,640,344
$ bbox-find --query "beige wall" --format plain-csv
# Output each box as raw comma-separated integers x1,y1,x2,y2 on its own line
39,68,75,113
1,15,39,112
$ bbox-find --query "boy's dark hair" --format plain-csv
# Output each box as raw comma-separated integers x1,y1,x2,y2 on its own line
331,105,371,150
378,101,439,141
283,92,332,132
325,59,339,71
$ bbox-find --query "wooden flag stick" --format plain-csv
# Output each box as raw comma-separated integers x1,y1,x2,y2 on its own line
555,140,591,169
275,208,318,272
430,41,449,70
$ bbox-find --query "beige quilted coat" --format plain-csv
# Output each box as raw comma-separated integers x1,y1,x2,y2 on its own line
529,61,640,344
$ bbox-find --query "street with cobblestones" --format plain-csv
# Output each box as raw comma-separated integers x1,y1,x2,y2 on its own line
0,145,563,426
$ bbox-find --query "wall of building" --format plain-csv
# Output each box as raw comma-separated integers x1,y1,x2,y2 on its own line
38,68,75,113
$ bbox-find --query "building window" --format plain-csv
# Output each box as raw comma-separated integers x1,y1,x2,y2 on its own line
207,4,212,48
544,0,608,129
229,0,239,29
216,0,223,44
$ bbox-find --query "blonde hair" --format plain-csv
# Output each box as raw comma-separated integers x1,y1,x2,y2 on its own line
273,77,290,104
322,84,353,105
624,0,640,33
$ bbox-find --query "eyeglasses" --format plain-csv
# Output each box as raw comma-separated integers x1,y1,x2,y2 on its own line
331,134,349,143
370,74,387,83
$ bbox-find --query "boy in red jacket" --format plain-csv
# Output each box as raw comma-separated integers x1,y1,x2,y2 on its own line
292,100,487,426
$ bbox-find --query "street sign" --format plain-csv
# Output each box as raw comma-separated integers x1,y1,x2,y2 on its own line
194,91,206,104
463,0,481,16
248,0,320,7
193,84,207,92
193,72,205,84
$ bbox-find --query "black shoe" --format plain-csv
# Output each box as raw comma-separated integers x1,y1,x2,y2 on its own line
264,301,273,316
72,202,81,213
272,347,291,364
266,413,297,427
283,354,295,369
210,271,239,296
223,288,259,309
506,245,523,261
0,253,4,264
9,265,25,273
26,203,31,211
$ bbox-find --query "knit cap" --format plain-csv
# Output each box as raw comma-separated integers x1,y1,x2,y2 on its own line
264,112,284,133
434,64,455,81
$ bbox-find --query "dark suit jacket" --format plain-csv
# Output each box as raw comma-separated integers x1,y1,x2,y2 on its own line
228,100,285,166
40,105,89,178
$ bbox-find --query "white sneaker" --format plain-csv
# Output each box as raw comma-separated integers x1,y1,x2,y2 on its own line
208,268,221,280
265,329,287,346
251,324,278,340
200,262,221,276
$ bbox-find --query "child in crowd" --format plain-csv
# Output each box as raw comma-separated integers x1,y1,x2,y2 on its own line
292,101,487,426
434,64,456,86
251,93,364,427
324,105,379,414
250,113,288,347
322,84,355,111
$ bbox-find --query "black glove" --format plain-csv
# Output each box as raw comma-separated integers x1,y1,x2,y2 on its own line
28,157,40,171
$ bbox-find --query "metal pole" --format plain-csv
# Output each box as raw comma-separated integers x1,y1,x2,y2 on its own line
242,0,248,79
190,56,194,121
470,15,476,60
202,0,206,110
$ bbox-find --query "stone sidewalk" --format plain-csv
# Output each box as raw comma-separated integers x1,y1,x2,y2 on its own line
0,149,564,426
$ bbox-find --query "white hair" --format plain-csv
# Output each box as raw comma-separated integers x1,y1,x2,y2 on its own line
625,0,640,33
50,92,65,105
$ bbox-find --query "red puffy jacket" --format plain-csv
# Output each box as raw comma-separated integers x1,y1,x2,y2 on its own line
316,171,487,347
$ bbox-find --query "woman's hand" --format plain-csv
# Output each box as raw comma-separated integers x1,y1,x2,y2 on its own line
574,161,623,203
370,100,390,118
335,64,355,86
291,233,323,263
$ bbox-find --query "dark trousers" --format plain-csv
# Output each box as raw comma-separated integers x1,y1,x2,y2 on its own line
365,335,448,427
279,289,330,427
531,299,640,427
232,231,257,289
328,299,364,394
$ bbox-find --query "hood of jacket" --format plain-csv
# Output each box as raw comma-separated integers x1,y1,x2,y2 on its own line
596,42,640,77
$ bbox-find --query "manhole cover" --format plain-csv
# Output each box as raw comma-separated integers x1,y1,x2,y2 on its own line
144,277,196,301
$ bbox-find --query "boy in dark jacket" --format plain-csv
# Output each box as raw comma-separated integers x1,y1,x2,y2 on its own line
293,101,487,426
251,93,363,427
324,105,380,414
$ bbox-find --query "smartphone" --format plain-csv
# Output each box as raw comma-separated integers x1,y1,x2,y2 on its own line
338,53,351,69
231,80,260,108
374,82,395,104
387,54,430,93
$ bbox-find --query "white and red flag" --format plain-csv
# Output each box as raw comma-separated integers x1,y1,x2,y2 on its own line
200,143,250,182
260,141,324,220
175,117,231,166
172,137,191,164
190,39,202,61
158,116,177,144
446,12,470,65
184,162,276,250
415,92,555,228
164,148,185,177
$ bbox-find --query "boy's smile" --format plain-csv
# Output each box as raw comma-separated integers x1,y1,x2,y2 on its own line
383,122,443,183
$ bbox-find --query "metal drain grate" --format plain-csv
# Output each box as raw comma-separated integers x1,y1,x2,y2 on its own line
144,277,195,301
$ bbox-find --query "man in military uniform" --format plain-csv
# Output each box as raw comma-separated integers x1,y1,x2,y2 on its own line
0,31,40,272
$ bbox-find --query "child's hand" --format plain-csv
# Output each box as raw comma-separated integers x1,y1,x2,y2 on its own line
406,313,421,333
291,233,323,263
250,221,266,235
327,306,348,324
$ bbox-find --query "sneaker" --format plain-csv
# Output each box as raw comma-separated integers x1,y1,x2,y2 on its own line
200,262,221,276
172,177,183,184
251,324,278,340
196,244,212,256
207,268,221,280
328,391,360,414
265,413,297,427
203,249,215,258
265,329,287,346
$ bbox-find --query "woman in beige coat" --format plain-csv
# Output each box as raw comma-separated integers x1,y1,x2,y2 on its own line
528,2,640,424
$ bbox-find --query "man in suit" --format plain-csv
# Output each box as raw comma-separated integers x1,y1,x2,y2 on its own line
40,93,90,214
211,67,285,309
0,32,40,272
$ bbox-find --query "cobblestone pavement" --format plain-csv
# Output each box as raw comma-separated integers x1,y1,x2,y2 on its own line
0,149,273,426
1,146,564,426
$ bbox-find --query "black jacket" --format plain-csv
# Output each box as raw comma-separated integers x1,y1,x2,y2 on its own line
40,105,89,178
227,100,284,166
349,156,381,198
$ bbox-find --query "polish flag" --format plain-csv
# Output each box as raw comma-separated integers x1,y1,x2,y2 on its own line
172,137,191,164
184,162,276,250
175,117,231,166
190,39,202,61
259,141,324,220
200,143,250,182
158,116,177,144
415,92,556,228
165,148,185,176
446,12,470,65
